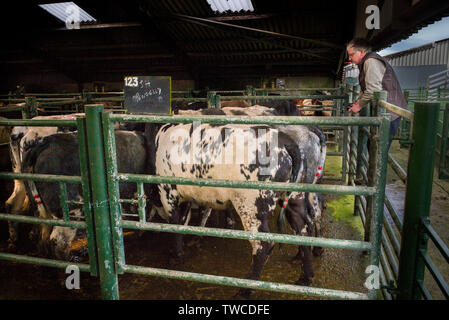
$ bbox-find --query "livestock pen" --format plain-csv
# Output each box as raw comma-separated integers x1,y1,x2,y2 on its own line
0,86,447,300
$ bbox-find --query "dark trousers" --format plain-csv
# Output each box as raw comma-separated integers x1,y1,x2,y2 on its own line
388,117,402,151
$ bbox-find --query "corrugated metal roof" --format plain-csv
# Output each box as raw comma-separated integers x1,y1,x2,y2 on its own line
385,38,449,67
39,2,96,24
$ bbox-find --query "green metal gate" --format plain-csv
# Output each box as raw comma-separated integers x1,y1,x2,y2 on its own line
0,88,442,300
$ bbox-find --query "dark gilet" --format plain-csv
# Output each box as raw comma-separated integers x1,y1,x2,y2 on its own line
358,52,408,121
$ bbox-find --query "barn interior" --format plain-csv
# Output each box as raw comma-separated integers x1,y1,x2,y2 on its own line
1,0,449,301
1,0,449,93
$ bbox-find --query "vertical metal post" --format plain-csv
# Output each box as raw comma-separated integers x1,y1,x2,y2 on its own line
397,102,440,300
102,111,126,274
439,104,449,179
76,117,98,277
368,115,390,300
23,96,37,119
85,104,119,300
207,91,217,109
215,94,221,109
342,84,352,182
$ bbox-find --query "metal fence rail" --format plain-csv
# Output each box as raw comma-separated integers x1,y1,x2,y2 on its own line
1,86,443,300
349,89,448,300
101,107,390,300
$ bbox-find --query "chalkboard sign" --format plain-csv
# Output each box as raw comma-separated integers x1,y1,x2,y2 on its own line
124,76,171,114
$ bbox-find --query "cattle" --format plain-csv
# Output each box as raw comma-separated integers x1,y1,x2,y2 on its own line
5,114,83,251
220,100,251,108
144,119,323,298
175,104,326,244
296,91,334,117
20,130,147,260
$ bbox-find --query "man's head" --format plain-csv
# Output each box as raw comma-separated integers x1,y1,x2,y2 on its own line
346,38,372,64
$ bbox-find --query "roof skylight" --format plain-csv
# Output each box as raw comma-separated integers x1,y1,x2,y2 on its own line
39,2,96,25
207,0,254,13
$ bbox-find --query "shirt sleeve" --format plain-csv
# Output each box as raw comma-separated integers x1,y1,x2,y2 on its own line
358,58,386,108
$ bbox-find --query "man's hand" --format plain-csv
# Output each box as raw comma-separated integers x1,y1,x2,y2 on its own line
349,101,362,114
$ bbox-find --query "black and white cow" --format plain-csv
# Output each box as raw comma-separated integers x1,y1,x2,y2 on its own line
5,114,83,250
145,120,318,298
20,130,147,260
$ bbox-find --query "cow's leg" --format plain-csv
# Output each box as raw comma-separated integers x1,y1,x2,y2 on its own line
285,196,315,286
307,193,324,257
5,180,28,250
232,195,275,299
199,207,212,227
225,209,235,229
167,202,191,266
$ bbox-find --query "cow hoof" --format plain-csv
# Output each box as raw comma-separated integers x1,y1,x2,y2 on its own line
313,247,324,257
296,277,312,286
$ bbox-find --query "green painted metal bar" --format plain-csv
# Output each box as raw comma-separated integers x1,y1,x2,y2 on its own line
382,212,401,257
254,87,340,92
117,173,376,196
439,104,449,179
418,249,449,299
0,119,77,127
58,182,70,222
0,172,81,184
384,195,403,232
102,111,126,274
109,113,382,126
420,217,449,264
368,115,390,300
0,252,90,273
379,266,393,300
85,105,119,299
388,154,407,183
381,230,399,280
0,106,24,112
121,220,372,251
219,95,346,101
123,264,368,300
397,102,440,300
380,245,397,299
416,280,433,300
0,213,86,228
76,117,99,277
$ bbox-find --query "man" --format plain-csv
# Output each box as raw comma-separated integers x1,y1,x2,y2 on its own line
347,38,408,150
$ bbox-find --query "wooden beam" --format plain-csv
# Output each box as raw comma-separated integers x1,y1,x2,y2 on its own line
54,22,142,31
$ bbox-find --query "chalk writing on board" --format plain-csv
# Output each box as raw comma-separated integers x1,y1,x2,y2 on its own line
132,89,163,103
124,75,171,114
